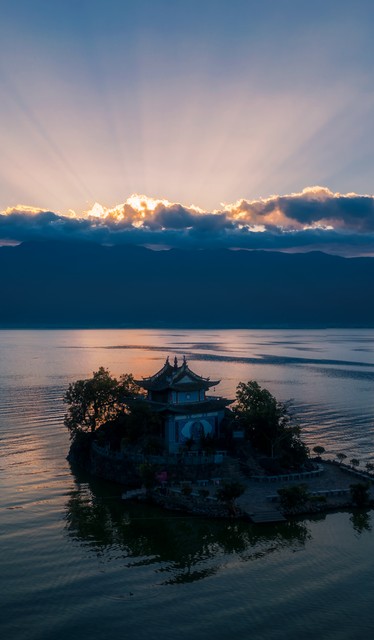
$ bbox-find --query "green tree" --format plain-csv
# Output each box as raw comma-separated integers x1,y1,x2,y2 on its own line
365,462,374,474
120,399,163,449
313,446,325,458
336,452,347,464
216,481,245,514
350,458,360,469
64,367,140,437
234,381,308,464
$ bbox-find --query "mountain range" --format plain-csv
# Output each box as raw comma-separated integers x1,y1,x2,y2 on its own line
1,241,373,328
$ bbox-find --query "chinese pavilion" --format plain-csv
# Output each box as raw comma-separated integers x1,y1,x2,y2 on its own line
136,356,232,454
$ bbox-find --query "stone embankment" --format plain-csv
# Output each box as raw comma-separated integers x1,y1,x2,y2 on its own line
237,460,374,521
89,441,226,484
148,461,374,522
71,441,374,523
149,489,240,518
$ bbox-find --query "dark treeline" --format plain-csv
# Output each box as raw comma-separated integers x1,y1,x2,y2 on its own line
1,241,374,327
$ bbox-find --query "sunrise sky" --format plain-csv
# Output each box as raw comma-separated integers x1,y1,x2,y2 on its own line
1,0,374,255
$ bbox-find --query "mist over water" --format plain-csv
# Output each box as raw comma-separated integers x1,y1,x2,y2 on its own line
1,329,374,640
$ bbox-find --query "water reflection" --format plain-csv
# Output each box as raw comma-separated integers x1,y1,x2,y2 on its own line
350,511,372,535
65,470,312,585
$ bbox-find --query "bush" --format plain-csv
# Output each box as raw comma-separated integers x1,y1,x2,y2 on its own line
216,481,245,503
278,484,310,512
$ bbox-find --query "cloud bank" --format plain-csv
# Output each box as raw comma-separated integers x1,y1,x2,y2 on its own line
1,187,374,256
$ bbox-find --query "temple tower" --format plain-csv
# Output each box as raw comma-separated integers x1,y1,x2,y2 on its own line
136,356,231,453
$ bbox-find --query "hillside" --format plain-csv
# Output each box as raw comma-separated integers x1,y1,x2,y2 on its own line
1,241,373,327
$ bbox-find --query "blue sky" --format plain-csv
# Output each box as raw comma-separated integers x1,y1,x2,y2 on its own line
1,0,374,254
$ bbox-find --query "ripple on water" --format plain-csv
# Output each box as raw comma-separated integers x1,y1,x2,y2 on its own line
1,330,374,640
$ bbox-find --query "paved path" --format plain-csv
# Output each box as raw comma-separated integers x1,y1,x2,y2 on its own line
236,462,374,520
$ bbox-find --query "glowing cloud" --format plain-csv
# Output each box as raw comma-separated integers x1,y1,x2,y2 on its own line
1,187,374,256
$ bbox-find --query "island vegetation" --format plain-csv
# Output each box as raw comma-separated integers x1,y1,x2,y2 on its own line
65,367,308,472
65,367,374,520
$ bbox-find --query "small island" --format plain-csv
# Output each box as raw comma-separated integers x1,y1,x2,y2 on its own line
66,357,374,522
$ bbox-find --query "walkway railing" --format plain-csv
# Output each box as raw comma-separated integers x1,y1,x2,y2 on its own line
250,465,324,483
267,487,350,503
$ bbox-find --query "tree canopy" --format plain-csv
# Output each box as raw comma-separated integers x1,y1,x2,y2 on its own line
64,370,309,471
234,380,308,466
64,367,141,437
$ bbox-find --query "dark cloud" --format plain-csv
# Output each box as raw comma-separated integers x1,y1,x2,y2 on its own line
1,187,374,256
0,210,97,243
228,187,374,232
276,194,374,230
151,205,196,230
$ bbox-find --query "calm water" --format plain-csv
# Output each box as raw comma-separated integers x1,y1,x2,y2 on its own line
1,329,374,640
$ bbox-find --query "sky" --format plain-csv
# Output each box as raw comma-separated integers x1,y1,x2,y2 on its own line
1,0,374,255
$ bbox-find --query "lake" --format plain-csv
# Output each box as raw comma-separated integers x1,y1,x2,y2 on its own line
1,328,374,640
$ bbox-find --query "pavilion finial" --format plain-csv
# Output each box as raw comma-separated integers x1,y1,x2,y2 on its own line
183,355,187,365
165,356,169,365
174,356,178,369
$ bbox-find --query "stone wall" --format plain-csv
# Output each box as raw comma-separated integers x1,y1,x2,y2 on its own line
89,446,142,485
66,440,227,488
150,489,243,519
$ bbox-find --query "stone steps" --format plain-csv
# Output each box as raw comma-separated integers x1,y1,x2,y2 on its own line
221,456,247,483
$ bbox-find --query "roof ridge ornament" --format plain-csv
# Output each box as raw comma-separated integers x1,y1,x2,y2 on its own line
135,360,220,390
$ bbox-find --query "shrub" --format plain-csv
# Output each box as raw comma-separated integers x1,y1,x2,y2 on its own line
278,484,310,512
216,481,245,504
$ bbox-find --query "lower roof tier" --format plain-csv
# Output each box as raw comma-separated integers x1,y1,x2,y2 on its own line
135,397,232,414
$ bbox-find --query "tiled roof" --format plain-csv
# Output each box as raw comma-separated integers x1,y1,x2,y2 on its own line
135,356,220,391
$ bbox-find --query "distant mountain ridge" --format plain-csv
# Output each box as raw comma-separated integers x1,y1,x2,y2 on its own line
1,241,373,328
